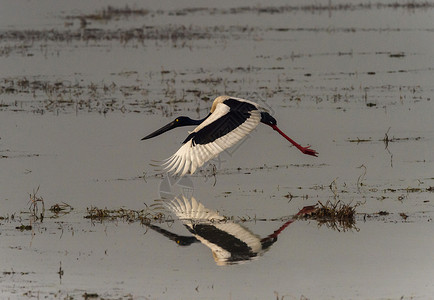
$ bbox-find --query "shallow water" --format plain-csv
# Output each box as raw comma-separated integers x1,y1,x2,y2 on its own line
1,1,434,299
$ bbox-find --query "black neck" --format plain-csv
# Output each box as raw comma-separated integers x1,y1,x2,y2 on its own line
191,113,211,125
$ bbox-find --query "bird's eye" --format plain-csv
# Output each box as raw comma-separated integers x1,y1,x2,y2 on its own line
176,119,179,122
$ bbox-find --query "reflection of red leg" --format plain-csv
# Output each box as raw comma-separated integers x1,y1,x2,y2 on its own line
295,205,317,216
270,125,318,157
264,219,295,241
261,205,317,241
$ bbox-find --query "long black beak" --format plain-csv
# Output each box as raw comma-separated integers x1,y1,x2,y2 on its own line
141,120,177,140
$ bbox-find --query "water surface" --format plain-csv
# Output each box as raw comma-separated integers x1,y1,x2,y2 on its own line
1,1,434,299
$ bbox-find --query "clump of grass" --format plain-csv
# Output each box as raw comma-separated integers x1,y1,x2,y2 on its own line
84,206,165,224
301,200,360,231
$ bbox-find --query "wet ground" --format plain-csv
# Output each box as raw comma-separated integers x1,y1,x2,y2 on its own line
1,0,434,299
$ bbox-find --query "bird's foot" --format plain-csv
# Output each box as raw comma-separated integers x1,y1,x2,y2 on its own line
300,145,318,157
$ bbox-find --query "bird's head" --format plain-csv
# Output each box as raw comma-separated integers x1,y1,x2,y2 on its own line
260,112,277,126
173,116,192,125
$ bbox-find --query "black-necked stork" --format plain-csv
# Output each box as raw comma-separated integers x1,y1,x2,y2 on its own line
142,96,318,176
155,196,316,265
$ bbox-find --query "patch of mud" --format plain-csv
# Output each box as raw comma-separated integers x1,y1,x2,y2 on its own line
0,71,429,115
1,24,433,58
0,25,252,45
1,2,433,58
84,206,166,224
70,2,434,20
1,1,432,114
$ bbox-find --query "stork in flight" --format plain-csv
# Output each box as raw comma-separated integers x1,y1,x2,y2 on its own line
142,96,318,176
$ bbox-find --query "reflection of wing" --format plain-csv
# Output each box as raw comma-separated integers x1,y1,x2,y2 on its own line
164,196,223,221
164,196,264,265
145,223,199,246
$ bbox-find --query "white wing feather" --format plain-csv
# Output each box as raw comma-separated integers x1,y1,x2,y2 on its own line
164,100,261,176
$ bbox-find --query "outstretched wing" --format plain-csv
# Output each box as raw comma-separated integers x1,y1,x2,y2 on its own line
164,98,261,176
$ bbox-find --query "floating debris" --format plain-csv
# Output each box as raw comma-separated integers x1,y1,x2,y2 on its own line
389,52,405,58
378,211,390,216
399,213,409,220
49,202,74,218
82,292,99,299
15,224,32,231
49,202,73,213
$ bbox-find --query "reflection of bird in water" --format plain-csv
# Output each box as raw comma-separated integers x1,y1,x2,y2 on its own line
147,196,315,266
142,96,318,176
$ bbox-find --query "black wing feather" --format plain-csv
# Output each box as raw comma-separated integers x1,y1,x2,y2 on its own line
183,98,258,145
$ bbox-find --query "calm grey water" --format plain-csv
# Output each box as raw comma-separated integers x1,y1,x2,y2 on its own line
1,1,434,299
